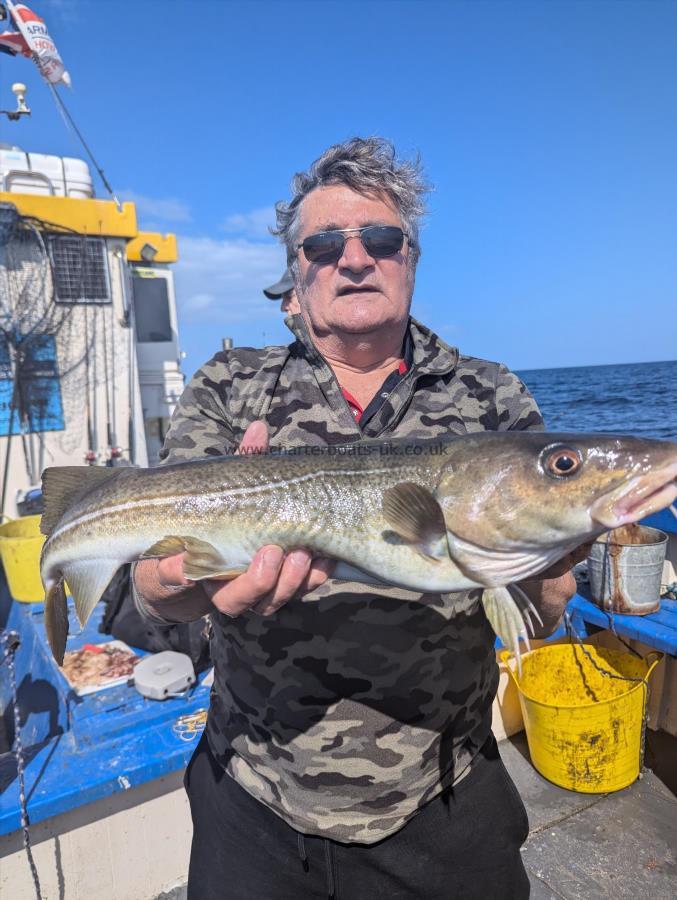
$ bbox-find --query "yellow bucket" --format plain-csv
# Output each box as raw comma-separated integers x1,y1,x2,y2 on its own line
0,514,45,603
502,643,662,793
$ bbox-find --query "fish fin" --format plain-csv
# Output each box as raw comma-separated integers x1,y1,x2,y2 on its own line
45,577,69,665
183,563,248,582
382,482,447,559
140,535,238,581
140,536,192,558
62,559,121,629
40,466,120,536
331,561,390,586
481,586,535,677
509,583,543,631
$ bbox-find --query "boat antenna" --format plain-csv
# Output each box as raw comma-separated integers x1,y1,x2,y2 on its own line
0,82,31,121
46,83,121,208
2,0,120,206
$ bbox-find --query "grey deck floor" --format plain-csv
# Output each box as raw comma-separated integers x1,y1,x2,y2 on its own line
501,732,676,899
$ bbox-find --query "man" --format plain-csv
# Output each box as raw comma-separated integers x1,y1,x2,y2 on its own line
263,266,301,314
133,138,578,899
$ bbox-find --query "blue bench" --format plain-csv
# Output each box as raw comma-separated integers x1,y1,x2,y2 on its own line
565,507,677,657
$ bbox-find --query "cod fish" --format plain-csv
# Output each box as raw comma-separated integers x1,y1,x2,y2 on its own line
40,432,677,668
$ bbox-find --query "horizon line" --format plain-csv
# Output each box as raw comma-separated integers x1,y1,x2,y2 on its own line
516,358,675,373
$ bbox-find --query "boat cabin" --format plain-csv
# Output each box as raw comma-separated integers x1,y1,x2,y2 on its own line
0,144,185,520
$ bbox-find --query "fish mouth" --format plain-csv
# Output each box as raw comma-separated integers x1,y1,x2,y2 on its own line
590,461,677,528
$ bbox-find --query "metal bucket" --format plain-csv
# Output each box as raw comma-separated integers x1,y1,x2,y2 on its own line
588,524,667,615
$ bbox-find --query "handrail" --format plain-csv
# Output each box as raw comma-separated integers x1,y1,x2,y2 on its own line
1,170,56,195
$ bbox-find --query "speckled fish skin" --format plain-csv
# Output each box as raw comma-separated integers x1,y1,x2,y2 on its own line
40,431,677,665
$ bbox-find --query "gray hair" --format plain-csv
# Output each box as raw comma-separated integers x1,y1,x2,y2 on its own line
273,137,430,271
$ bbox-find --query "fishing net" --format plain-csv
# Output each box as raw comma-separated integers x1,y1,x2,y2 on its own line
0,222,60,330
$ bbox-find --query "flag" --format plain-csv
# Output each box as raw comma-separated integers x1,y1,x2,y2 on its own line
5,1,71,86
0,27,30,58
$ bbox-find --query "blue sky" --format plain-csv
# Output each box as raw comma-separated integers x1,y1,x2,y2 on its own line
1,0,675,375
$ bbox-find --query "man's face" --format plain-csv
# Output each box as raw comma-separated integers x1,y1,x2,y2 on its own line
280,289,300,315
295,185,414,338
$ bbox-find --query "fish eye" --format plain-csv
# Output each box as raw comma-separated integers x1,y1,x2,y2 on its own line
542,446,583,478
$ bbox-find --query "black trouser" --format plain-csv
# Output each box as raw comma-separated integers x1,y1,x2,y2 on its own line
185,733,530,899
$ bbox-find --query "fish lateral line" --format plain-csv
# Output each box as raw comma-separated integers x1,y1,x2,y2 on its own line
43,464,405,547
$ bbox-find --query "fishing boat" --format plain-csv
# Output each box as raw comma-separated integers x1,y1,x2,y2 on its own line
0,5,208,895
1,5,675,898
0,132,210,900
0,144,185,516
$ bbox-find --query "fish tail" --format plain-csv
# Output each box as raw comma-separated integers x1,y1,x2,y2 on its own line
481,585,539,676
44,575,69,665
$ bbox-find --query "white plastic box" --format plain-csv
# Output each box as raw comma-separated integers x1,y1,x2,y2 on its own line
0,145,94,198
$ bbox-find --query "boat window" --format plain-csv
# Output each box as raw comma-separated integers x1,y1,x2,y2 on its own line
0,334,65,435
49,235,111,304
132,275,173,342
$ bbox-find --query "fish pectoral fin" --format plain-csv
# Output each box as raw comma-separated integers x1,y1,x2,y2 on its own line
141,535,243,582
183,563,248,582
45,577,69,665
481,585,538,677
382,482,447,560
62,560,122,629
141,536,193,558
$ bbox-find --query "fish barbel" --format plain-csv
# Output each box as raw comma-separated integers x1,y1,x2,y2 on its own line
40,432,677,668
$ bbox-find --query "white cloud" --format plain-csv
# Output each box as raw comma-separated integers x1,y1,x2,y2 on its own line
184,292,216,312
174,235,287,324
222,206,277,239
120,189,192,224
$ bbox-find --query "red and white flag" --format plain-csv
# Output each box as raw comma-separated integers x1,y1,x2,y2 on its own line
5,1,71,86
0,21,30,57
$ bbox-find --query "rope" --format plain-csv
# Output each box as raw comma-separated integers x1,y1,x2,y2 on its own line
563,611,653,774
46,83,119,207
0,630,42,899
563,613,646,686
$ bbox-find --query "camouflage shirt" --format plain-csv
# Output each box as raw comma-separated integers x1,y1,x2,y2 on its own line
160,315,543,843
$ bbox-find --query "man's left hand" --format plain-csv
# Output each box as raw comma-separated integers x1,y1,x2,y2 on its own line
531,541,595,582
518,540,594,637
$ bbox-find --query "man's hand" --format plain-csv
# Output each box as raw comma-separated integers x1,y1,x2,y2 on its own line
143,420,334,620
518,540,594,637
526,541,595,582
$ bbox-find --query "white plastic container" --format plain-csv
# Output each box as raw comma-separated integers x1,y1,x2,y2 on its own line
0,146,94,198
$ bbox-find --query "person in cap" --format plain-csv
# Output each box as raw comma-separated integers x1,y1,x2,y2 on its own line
133,137,584,899
263,267,300,314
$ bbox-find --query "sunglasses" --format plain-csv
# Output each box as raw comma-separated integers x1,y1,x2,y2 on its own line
295,225,410,264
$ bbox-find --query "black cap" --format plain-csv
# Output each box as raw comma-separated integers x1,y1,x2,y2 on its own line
263,267,294,299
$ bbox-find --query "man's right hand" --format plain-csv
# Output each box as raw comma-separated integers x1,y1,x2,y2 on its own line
134,420,334,620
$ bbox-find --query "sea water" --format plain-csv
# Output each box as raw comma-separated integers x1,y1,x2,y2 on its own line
516,359,676,443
